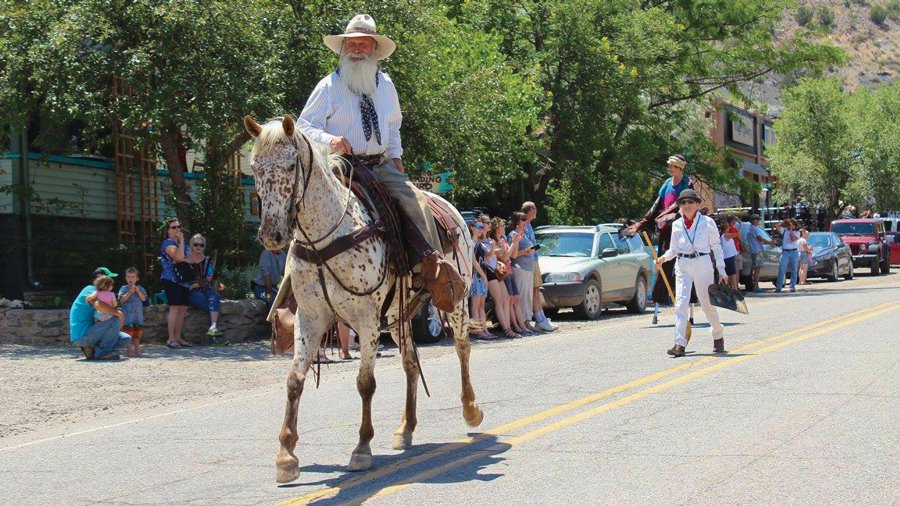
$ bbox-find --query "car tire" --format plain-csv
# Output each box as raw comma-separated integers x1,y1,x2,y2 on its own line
626,275,648,314
870,261,879,276
881,255,891,274
843,262,854,280
827,260,840,282
411,302,444,344
573,278,603,320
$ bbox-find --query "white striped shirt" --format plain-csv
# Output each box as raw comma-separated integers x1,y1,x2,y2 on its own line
297,71,403,159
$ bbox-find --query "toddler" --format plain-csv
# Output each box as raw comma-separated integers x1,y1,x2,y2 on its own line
91,276,117,322
118,267,148,357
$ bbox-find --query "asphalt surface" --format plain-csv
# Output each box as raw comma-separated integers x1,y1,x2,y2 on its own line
1,273,898,505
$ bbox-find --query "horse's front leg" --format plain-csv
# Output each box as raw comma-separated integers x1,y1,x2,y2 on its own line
276,316,329,483
450,300,483,427
392,322,419,450
349,321,381,471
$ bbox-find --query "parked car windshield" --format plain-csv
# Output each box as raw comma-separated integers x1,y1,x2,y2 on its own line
807,234,831,248
832,222,875,235
535,232,595,257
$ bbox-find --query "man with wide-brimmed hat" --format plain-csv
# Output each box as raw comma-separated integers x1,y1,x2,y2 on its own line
297,13,460,306
626,153,696,306
655,189,729,356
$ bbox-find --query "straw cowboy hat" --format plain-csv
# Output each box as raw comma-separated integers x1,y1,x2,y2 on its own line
324,14,396,61
667,154,687,170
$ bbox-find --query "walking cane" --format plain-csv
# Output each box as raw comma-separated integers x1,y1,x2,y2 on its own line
641,231,692,342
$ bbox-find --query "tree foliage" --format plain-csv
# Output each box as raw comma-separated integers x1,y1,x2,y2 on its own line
2,0,847,238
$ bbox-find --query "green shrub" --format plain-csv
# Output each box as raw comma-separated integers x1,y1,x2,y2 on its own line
870,4,888,24
818,6,835,26
887,0,900,20
797,5,814,25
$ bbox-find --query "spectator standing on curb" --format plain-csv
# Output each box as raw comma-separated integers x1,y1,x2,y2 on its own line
160,217,192,349
522,202,557,332
775,218,801,293
493,217,527,337
118,267,147,357
719,218,740,290
253,247,287,308
745,214,774,292
69,267,130,361
798,229,813,285
508,212,537,332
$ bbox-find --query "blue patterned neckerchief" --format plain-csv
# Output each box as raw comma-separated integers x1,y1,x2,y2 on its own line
336,67,381,144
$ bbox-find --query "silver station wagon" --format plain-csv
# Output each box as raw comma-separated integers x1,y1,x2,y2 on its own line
535,224,653,319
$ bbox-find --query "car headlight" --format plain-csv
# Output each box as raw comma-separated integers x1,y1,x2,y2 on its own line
544,272,583,283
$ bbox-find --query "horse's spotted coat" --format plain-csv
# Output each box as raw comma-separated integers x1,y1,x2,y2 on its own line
244,115,480,482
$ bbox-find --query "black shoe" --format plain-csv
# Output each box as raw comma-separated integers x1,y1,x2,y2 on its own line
667,345,686,357
713,338,726,353
81,346,95,360
95,353,121,361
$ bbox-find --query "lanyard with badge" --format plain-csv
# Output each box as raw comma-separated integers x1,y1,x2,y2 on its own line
684,215,701,255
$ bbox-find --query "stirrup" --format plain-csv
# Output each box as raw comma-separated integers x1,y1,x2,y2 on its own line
380,288,430,331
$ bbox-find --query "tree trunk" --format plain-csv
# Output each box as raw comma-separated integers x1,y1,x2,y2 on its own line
158,131,193,231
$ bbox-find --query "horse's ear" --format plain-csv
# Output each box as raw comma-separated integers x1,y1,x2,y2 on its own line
282,114,295,137
244,115,262,138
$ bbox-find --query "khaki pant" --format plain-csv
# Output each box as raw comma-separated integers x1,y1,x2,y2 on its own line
374,158,443,253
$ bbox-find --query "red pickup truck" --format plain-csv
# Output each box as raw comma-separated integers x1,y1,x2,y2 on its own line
829,219,891,276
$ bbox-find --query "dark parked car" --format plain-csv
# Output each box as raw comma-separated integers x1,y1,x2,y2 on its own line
829,219,891,276
536,225,652,319
805,232,854,281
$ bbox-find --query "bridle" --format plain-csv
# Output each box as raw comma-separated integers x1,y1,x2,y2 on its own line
278,131,389,303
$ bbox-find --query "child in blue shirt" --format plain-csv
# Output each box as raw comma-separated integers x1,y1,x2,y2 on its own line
118,267,148,357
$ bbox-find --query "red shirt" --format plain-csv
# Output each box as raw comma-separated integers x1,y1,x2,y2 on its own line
728,224,742,252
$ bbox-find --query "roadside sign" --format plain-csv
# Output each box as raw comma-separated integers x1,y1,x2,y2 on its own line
412,172,453,194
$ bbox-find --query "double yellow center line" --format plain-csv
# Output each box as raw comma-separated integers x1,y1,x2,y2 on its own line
279,300,900,505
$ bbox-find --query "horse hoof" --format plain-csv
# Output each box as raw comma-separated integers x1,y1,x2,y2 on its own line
275,463,300,483
348,452,373,471
465,406,484,427
392,433,413,450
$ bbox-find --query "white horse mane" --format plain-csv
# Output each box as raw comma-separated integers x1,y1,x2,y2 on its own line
252,118,344,176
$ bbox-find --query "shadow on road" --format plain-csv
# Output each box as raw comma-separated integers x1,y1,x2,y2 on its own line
280,435,511,504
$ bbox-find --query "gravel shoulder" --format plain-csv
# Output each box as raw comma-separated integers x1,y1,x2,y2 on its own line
1,271,893,444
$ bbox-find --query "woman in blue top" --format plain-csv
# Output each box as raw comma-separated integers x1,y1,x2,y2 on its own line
160,217,192,348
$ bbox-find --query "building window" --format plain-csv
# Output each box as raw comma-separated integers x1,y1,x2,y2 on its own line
724,107,757,154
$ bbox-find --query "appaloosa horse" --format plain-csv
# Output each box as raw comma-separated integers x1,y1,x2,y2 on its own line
243,115,483,483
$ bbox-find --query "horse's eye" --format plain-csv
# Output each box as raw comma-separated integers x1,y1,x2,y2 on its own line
287,164,295,173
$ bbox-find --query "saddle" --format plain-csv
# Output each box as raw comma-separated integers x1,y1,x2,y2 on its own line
270,163,465,355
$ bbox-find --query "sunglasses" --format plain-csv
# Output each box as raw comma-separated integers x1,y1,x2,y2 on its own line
678,199,698,205
169,225,181,229
192,243,205,247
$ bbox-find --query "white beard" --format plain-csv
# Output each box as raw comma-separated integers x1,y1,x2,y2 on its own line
340,52,378,97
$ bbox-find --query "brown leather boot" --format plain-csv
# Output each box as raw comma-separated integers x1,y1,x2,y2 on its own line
667,344,686,357
421,251,465,313
713,338,726,353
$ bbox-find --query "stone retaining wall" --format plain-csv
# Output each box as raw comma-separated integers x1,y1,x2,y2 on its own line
0,300,269,346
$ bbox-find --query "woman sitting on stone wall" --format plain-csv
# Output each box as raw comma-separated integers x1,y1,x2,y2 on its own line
185,234,229,346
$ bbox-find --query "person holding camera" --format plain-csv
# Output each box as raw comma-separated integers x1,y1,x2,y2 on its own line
775,218,801,293
508,211,540,331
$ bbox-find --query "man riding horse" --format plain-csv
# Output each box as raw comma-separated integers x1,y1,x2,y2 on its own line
277,13,462,311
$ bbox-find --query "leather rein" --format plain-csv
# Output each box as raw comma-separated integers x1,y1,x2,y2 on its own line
285,134,389,316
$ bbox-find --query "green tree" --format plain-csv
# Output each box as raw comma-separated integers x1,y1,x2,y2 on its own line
846,83,900,212
442,0,845,223
768,79,861,219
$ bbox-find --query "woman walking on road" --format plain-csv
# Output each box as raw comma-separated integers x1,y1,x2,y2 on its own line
655,189,729,357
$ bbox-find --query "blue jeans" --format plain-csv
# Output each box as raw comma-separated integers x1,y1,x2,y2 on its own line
188,288,221,322
72,318,130,358
776,249,799,291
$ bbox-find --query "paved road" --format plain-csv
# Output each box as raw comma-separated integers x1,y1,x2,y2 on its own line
2,274,898,505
